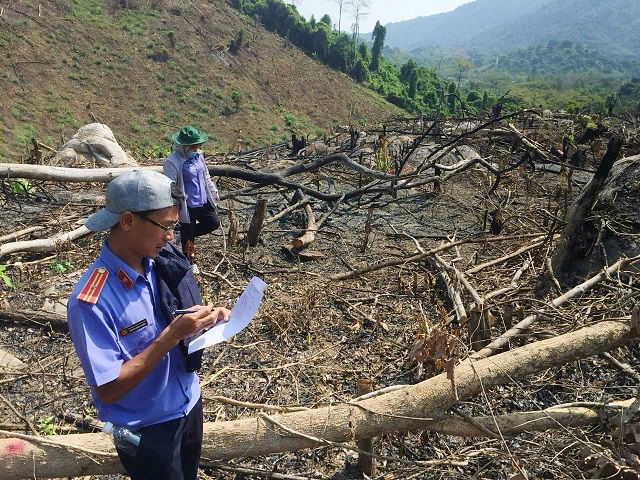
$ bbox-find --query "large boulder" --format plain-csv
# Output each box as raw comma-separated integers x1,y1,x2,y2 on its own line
52,123,138,168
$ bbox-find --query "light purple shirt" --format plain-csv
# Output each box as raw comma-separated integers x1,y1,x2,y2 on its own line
182,152,208,208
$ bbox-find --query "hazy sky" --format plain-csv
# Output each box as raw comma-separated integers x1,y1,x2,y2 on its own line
294,0,472,33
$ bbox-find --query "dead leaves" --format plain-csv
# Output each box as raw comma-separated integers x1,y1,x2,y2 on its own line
407,307,463,385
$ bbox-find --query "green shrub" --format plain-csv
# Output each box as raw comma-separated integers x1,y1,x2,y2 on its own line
50,260,73,274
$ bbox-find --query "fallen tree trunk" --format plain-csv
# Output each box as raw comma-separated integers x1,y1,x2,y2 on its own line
427,397,636,437
0,319,632,479
0,163,150,182
0,225,91,258
0,308,68,331
0,226,44,244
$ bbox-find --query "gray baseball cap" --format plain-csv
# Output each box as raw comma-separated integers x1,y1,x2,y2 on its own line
85,169,181,232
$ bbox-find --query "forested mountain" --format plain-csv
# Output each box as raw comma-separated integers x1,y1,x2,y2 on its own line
381,0,551,51
382,0,640,60
496,41,640,78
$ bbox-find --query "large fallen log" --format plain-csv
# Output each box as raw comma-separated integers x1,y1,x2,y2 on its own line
0,163,150,182
0,319,632,479
0,225,91,258
428,396,636,437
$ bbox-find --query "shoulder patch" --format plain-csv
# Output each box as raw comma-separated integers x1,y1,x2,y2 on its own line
117,268,134,290
77,267,109,304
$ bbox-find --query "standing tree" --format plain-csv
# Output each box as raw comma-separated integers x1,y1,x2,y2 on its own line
347,0,370,62
329,0,347,32
408,70,419,98
319,14,332,27
448,82,457,114
370,20,385,72
312,23,330,62
352,58,369,83
453,56,474,90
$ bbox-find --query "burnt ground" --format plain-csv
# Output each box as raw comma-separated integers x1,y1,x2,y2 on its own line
1,114,640,479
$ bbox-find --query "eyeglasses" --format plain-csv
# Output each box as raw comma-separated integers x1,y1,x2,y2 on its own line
136,214,179,233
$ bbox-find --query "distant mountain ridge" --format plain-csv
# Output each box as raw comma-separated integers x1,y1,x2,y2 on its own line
381,0,640,60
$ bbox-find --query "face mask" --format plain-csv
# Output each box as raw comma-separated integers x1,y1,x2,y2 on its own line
186,150,199,161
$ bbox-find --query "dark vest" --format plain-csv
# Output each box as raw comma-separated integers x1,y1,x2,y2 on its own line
154,242,203,372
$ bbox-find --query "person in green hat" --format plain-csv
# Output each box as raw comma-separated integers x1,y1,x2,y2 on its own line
163,126,220,272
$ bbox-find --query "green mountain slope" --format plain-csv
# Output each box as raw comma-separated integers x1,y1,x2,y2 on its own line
382,0,639,60
381,0,553,51
0,0,403,160
469,0,640,58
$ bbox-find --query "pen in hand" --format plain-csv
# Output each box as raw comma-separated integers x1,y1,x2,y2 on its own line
175,308,230,320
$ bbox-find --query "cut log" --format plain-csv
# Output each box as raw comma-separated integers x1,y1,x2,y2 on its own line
290,203,317,248
0,308,68,331
0,319,632,480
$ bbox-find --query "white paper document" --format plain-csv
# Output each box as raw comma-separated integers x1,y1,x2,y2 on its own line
187,276,268,353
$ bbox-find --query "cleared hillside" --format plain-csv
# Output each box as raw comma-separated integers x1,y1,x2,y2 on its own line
0,0,403,160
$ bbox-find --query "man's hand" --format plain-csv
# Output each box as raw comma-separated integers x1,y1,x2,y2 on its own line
170,303,230,342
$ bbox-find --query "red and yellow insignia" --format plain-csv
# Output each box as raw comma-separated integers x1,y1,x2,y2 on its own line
77,267,109,304
117,268,133,290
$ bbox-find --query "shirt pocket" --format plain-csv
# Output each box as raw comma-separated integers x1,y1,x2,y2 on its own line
118,322,156,358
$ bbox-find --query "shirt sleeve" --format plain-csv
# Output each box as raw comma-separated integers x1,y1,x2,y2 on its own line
163,157,178,182
67,300,124,387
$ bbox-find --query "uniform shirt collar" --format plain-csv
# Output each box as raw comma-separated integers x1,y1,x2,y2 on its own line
99,241,155,286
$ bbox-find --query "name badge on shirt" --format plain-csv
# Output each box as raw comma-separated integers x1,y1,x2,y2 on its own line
119,319,149,337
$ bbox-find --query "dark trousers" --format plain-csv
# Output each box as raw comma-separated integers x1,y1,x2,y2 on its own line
116,398,203,480
179,202,220,252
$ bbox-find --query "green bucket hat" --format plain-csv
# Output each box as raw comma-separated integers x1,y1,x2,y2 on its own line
172,126,209,145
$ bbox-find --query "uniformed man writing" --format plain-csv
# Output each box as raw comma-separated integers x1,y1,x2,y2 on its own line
67,169,229,479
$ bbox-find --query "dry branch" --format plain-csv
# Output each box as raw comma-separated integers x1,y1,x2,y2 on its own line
465,236,546,274
469,254,640,361
431,254,467,325
332,234,545,281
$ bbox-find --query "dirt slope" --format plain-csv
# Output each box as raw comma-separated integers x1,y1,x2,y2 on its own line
0,0,403,159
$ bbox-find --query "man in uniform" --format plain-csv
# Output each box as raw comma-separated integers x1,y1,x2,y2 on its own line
67,169,229,480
